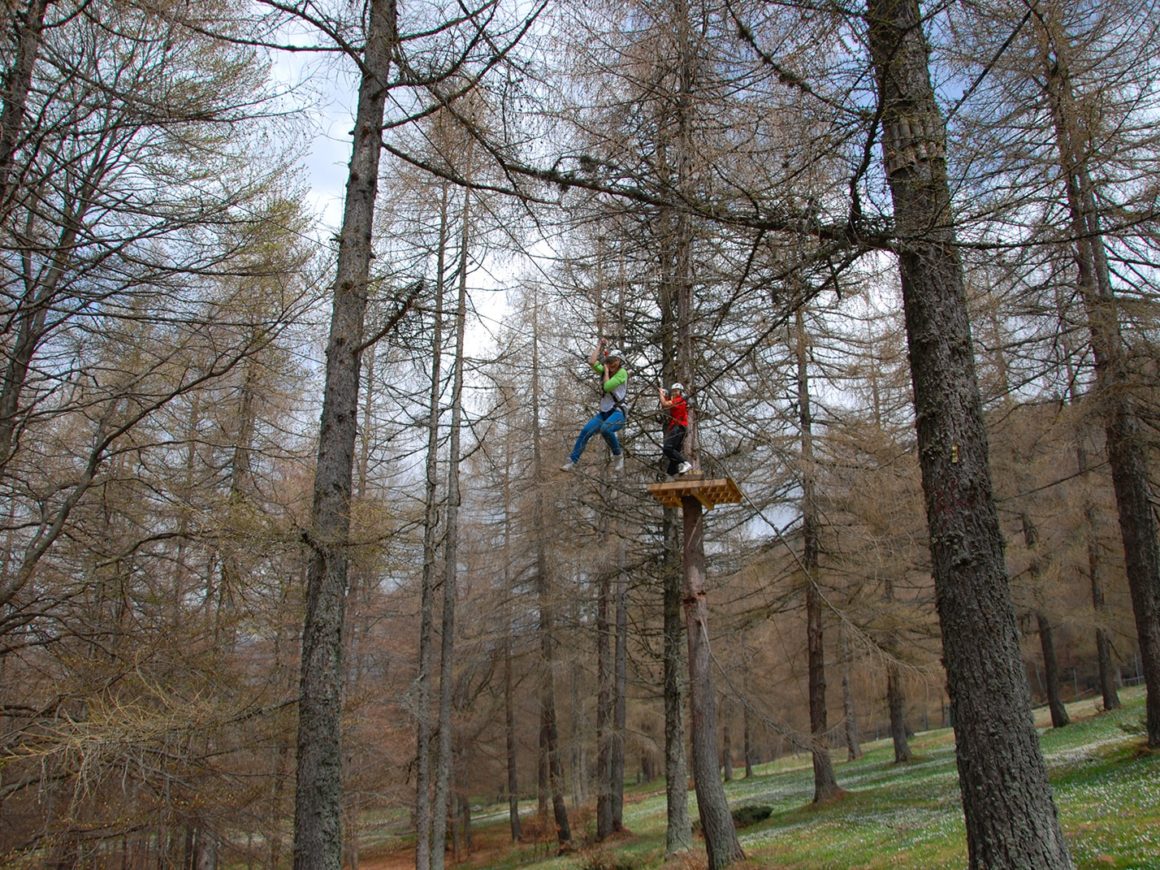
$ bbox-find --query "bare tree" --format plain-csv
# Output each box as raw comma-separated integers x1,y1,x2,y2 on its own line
865,0,1072,864
294,1,397,866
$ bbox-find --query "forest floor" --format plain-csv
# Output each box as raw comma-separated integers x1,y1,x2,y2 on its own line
358,687,1158,869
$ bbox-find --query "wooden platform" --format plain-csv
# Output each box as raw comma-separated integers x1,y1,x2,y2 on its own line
646,475,743,510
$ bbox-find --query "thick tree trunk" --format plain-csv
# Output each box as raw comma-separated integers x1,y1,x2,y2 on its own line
865,0,1072,865
657,138,692,855
0,0,49,218
293,3,395,867
1037,10,1160,746
682,497,744,869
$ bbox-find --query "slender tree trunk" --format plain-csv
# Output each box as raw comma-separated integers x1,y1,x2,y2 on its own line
1036,611,1070,727
1023,513,1069,728
293,3,395,867
415,182,450,870
795,310,840,802
1082,461,1121,710
500,393,522,841
840,627,862,761
662,509,692,855
721,695,733,782
886,661,911,763
596,563,614,839
504,626,521,840
1037,9,1159,746
612,540,628,830
570,632,586,809
1056,279,1121,714
529,288,571,848
682,498,744,868
866,0,1072,864
742,694,754,777
431,185,471,870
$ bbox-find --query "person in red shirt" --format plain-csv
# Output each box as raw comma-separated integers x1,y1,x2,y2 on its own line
658,382,692,477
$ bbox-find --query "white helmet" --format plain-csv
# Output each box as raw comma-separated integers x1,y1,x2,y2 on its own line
670,382,684,392
605,348,624,361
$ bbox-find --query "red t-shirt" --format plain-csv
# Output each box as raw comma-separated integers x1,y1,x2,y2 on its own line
667,394,688,428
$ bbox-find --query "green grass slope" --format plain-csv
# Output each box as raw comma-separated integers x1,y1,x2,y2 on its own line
374,688,1158,869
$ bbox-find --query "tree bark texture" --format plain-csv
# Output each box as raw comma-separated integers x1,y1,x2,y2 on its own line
596,565,614,839
293,3,395,867
1036,611,1070,728
865,0,1072,865
682,497,744,869
796,310,840,802
1023,514,1069,728
530,291,571,847
662,509,692,855
721,695,733,782
1037,10,1160,746
612,544,628,830
431,188,471,870
840,628,862,761
414,181,449,870
887,659,911,764
0,0,49,218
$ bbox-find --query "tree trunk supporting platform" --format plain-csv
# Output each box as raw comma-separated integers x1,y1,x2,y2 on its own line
646,475,742,511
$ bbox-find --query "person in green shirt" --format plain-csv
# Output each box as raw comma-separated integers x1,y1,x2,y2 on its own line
561,341,627,473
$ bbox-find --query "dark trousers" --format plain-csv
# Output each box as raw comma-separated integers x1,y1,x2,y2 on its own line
662,425,687,475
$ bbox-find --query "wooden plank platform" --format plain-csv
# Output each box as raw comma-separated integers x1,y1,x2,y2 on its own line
646,475,743,511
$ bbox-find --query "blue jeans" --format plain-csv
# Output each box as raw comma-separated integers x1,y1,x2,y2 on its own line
570,409,625,463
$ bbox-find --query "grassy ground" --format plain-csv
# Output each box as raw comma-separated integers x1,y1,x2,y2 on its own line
363,687,1158,869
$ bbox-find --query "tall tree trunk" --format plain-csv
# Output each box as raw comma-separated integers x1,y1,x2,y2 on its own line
414,181,450,870
865,0,1072,865
1082,462,1121,711
1023,513,1070,728
795,310,840,802
500,384,522,841
431,184,471,870
530,288,571,848
840,626,862,761
742,692,754,777
612,538,628,830
1036,7,1159,746
657,128,691,859
886,661,911,763
1036,611,1070,727
720,695,733,782
662,510,692,855
570,627,586,809
596,562,614,840
1055,277,1120,713
293,3,395,867
682,498,744,868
